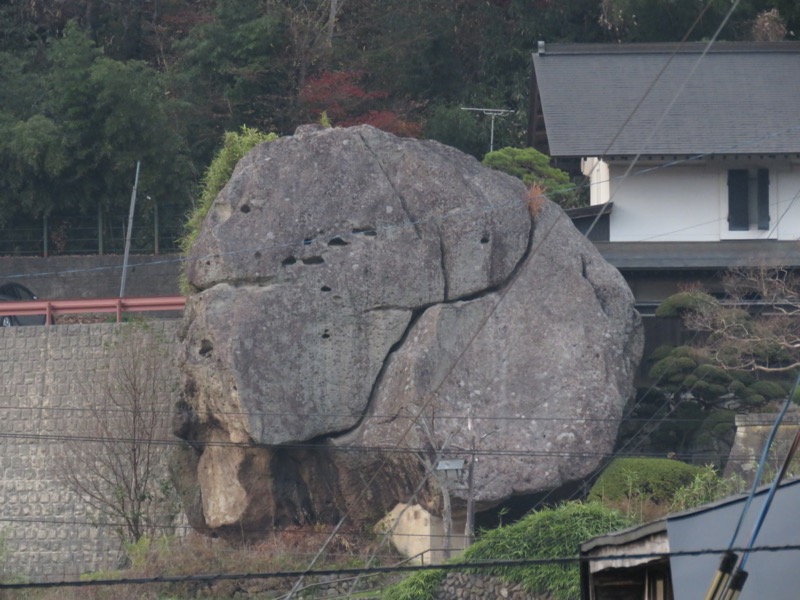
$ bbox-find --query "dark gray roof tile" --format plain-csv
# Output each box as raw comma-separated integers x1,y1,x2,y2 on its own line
533,42,800,156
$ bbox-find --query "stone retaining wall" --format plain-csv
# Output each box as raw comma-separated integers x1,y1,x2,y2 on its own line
724,411,800,485
435,572,547,600
0,321,180,580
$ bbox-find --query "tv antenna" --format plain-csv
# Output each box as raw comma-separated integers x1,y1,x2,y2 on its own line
461,107,513,152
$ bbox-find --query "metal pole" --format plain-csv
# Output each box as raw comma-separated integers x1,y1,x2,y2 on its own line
465,435,476,546
460,107,513,154
119,161,141,299
153,199,159,255
43,214,48,258
97,202,104,255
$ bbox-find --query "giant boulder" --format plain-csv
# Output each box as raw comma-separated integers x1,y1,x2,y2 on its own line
176,125,642,535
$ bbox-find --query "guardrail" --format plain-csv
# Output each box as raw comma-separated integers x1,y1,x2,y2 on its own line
0,296,186,324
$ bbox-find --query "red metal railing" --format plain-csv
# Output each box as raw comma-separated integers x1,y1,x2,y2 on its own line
0,296,186,324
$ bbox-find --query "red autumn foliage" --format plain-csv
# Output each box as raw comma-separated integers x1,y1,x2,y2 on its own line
341,110,422,138
299,70,421,138
299,71,387,121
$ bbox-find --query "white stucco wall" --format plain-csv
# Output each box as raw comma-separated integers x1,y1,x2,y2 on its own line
775,165,800,240
582,157,611,206
601,160,800,242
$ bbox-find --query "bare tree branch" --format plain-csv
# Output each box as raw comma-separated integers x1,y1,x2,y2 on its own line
53,323,182,544
683,267,800,374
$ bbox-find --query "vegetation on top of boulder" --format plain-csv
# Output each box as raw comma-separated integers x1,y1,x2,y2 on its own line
180,126,277,292
382,502,630,600
482,147,585,208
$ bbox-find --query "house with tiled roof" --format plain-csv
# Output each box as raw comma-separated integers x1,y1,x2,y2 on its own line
529,42,800,314
579,478,800,600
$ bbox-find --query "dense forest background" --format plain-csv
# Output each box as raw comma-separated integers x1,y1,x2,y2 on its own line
0,0,797,237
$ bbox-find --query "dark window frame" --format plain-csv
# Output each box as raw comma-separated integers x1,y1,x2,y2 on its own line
727,168,770,232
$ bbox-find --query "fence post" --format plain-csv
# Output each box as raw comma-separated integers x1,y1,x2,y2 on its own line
97,203,104,255
43,214,48,258
153,200,159,255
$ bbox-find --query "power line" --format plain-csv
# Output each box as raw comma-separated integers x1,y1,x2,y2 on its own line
0,428,769,457
0,402,750,424
2,546,800,591
0,513,520,541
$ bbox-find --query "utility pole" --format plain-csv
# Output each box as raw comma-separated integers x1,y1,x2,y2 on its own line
119,161,141,299
464,433,476,546
464,417,496,548
461,107,513,153
435,457,464,561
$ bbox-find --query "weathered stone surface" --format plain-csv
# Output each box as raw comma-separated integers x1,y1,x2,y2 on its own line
182,125,531,444
177,124,642,537
339,201,642,507
181,282,411,444
186,124,529,302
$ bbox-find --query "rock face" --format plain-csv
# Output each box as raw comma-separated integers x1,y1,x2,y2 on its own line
176,125,642,537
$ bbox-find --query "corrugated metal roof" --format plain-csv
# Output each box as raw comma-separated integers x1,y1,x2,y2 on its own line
532,42,800,157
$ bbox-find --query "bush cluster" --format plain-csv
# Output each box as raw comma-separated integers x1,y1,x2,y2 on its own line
383,502,630,600
587,457,703,504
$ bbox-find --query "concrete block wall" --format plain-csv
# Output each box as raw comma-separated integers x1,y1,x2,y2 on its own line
0,321,180,580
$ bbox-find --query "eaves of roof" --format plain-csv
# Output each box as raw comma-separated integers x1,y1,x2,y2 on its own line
593,240,800,270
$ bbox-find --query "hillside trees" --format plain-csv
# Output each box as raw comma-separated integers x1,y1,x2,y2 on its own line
298,70,422,136
0,0,797,229
338,0,540,152
598,0,798,42
11,0,209,62
171,0,295,162
0,22,194,226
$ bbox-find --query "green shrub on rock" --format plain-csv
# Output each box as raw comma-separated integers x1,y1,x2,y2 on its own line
482,146,584,208
180,125,278,293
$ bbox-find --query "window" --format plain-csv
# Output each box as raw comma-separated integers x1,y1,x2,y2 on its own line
727,168,769,231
